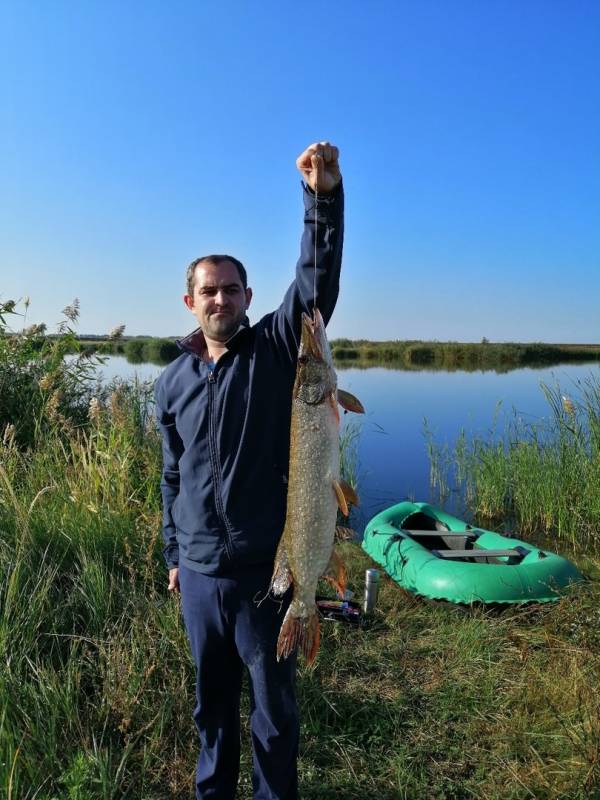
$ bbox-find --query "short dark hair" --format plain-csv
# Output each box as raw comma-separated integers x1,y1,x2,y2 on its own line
186,255,248,295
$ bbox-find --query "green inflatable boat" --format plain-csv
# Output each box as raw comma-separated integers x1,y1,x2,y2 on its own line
362,501,584,604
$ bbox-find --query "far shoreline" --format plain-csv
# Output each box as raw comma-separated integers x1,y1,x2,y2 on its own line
69,335,600,371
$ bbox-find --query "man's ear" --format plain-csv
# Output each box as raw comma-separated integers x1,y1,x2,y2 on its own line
183,294,194,311
245,287,253,309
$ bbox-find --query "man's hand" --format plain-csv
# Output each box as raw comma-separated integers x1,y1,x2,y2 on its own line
296,142,341,194
168,567,180,593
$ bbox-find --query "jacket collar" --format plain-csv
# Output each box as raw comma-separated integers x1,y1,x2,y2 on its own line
177,316,250,358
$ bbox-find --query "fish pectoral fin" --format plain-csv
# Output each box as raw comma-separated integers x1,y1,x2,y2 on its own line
270,539,293,597
321,549,347,599
333,480,349,517
335,525,359,542
337,388,365,414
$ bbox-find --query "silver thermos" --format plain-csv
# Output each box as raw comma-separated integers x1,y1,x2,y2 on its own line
363,568,380,614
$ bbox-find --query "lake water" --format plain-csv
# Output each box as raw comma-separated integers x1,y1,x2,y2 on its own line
98,355,600,527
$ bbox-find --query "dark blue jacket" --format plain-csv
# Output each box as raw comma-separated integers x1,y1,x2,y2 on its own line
155,183,344,575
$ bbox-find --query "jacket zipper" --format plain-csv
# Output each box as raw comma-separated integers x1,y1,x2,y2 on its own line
207,370,234,560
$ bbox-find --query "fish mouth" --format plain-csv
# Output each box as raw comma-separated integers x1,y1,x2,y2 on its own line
301,310,324,359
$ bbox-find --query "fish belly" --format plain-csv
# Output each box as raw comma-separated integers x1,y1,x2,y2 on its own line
285,398,339,607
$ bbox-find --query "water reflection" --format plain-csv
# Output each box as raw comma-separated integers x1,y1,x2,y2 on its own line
336,359,600,374
95,355,163,385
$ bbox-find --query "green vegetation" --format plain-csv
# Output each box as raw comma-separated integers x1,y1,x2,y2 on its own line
428,376,600,549
0,299,101,448
91,337,180,365
78,335,600,371
1,299,599,798
332,338,600,371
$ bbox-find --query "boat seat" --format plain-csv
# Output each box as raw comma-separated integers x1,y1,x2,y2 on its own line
402,529,480,539
432,546,529,563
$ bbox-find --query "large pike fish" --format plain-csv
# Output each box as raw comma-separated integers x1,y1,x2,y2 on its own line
271,309,364,665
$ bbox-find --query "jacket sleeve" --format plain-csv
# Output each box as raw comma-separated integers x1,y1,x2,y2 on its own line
266,180,344,363
155,378,184,569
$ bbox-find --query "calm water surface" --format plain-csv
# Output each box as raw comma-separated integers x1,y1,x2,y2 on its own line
100,356,599,526
337,364,599,525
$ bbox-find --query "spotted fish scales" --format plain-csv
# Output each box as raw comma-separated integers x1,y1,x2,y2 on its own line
271,309,364,665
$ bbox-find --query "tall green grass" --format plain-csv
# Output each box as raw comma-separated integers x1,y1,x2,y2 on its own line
428,375,600,548
0,372,194,798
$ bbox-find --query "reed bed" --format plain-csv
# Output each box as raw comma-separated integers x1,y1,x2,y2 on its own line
332,340,600,371
97,338,180,365
1,300,599,798
77,336,600,372
429,375,600,549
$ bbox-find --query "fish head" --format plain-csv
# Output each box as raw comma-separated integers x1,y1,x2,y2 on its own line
295,309,337,404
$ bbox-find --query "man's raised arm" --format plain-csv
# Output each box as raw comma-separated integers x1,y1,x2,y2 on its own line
269,141,344,358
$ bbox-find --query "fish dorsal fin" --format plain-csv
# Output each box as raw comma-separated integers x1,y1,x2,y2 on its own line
337,388,365,414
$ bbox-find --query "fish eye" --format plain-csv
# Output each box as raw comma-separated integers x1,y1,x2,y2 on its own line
298,355,309,365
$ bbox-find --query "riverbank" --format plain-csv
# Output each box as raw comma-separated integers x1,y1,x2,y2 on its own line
74,336,600,371
331,339,600,370
80,336,180,364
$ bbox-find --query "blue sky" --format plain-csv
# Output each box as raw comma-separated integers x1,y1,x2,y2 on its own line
2,0,599,342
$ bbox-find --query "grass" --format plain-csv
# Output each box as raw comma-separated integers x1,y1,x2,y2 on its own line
1,299,599,798
3,499,598,799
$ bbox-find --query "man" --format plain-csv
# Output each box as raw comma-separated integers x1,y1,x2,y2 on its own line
155,142,343,800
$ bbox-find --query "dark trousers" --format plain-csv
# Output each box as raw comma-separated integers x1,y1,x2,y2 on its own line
179,563,299,800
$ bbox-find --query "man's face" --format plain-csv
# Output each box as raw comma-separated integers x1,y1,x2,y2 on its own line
184,260,252,343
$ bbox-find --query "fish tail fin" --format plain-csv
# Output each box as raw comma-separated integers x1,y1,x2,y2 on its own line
277,605,321,666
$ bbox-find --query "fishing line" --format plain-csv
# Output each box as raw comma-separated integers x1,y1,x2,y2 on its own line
313,152,318,320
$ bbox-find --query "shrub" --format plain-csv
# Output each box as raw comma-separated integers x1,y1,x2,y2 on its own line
124,339,146,362
0,298,102,448
333,347,360,360
143,338,179,364
406,344,435,365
